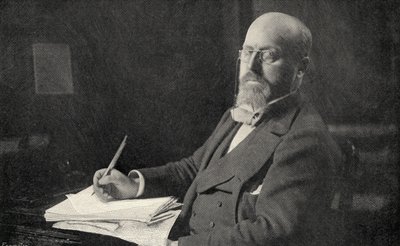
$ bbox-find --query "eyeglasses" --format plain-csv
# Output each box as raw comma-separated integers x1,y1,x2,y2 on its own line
238,49,279,65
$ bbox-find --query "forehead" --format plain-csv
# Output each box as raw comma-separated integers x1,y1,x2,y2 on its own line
243,18,299,52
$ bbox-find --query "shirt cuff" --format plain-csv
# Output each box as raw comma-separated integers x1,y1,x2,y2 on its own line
128,170,145,197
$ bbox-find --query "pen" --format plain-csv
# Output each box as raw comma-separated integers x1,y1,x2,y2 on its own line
91,135,128,196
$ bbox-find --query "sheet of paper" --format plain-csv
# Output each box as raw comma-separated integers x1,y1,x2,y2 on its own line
46,208,177,224
66,186,175,215
65,221,120,231
45,187,181,223
53,210,181,246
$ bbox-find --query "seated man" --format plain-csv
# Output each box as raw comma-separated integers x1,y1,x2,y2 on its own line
93,12,341,245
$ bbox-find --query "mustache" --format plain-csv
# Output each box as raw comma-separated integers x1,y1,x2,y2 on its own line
240,72,270,85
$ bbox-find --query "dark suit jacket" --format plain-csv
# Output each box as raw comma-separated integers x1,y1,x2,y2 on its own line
138,94,341,245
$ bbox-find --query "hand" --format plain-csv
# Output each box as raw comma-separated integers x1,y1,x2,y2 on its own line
93,168,139,202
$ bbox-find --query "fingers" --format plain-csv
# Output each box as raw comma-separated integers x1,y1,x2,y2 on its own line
93,178,105,195
96,190,115,202
97,190,115,202
98,175,114,185
93,168,115,202
97,169,124,186
93,183,115,202
92,168,128,201
93,168,107,187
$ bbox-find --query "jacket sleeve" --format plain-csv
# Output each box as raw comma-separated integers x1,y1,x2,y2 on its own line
178,127,340,245
137,109,233,198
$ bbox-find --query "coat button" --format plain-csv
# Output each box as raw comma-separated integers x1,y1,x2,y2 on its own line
217,201,222,207
209,221,215,228
192,211,196,217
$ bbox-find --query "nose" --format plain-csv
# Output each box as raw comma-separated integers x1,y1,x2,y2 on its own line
247,51,261,73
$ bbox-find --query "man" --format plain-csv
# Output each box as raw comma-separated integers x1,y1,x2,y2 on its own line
94,12,341,245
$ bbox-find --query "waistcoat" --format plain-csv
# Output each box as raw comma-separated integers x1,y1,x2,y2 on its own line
189,123,242,234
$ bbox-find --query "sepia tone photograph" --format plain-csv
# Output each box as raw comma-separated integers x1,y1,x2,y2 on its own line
0,0,399,245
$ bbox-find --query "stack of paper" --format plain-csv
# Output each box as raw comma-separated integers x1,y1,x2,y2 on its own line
53,210,181,246
44,186,182,245
45,186,181,224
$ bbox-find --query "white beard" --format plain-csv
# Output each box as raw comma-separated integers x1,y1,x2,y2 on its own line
235,81,271,110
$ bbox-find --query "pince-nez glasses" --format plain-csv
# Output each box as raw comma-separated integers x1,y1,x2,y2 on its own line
238,49,279,65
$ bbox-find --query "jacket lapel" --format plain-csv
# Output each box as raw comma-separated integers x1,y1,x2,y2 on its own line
197,115,238,172
234,124,282,182
195,100,301,193
234,103,300,181
180,111,238,219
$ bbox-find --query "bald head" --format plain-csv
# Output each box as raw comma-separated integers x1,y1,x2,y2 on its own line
245,12,312,60
237,13,312,108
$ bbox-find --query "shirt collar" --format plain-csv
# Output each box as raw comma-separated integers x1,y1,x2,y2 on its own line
230,91,301,126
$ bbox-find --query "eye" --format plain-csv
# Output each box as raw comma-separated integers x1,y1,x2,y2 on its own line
260,50,278,64
240,49,252,60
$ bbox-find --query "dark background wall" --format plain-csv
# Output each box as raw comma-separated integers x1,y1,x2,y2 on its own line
0,0,237,193
253,0,399,124
0,0,399,244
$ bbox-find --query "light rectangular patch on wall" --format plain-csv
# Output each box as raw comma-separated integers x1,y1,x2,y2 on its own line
33,43,74,94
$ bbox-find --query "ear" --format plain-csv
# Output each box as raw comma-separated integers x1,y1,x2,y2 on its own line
296,56,310,77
